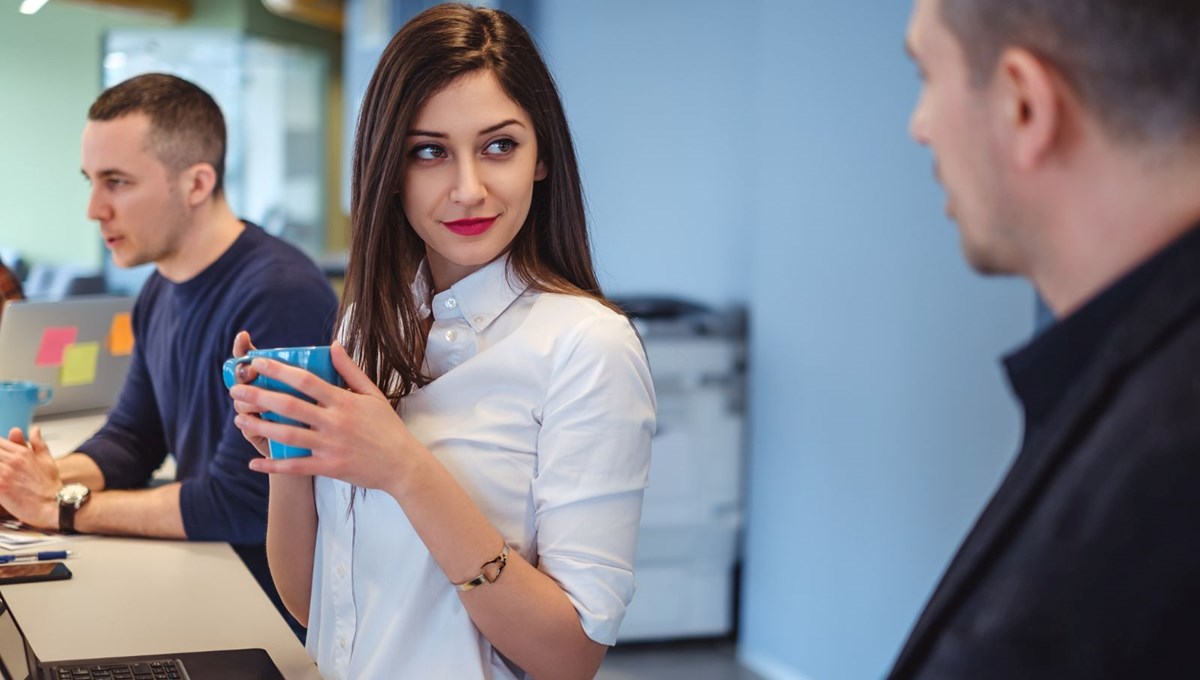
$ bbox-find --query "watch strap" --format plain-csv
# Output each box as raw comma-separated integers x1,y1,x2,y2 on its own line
59,498,80,534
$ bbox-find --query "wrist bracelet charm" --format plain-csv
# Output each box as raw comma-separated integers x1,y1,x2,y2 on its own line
454,544,509,592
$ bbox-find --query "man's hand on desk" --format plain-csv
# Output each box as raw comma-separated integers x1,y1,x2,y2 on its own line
0,426,62,530
0,430,185,539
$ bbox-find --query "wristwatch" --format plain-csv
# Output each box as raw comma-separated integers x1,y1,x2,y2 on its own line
56,483,91,534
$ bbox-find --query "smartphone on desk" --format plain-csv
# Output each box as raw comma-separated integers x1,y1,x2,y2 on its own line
0,562,71,585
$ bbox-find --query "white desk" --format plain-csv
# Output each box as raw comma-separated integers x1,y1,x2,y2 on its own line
1,536,320,679
36,411,107,456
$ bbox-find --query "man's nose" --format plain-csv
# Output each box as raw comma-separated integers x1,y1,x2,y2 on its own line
86,187,110,221
909,97,930,145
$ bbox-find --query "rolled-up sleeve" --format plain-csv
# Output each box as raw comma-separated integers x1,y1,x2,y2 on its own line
532,313,656,645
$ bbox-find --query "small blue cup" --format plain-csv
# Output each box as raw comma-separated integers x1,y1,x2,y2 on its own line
222,346,342,458
0,381,53,437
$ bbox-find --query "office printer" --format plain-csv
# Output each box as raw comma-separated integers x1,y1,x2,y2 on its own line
612,297,747,641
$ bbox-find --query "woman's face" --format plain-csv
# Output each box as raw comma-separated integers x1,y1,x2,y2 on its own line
402,69,547,292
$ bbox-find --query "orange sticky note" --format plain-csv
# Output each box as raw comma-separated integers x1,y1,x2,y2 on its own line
35,327,78,366
108,312,134,356
60,342,100,387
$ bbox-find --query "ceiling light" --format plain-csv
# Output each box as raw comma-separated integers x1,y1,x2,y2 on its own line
19,0,51,15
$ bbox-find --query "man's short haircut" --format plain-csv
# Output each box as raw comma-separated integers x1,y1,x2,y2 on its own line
940,0,1200,144
88,73,227,194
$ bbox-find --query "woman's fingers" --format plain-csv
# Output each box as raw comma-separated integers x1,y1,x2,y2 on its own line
232,330,256,358
234,413,320,450
248,357,344,406
331,342,385,399
231,332,259,383
231,397,267,416
233,344,403,485
229,384,324,428
248,455,321,476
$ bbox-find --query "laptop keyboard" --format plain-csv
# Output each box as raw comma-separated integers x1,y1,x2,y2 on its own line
48,658,190,680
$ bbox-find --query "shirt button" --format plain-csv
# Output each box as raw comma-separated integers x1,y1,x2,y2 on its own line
445,297,458,309
445,329,457,342
473,316,484,325
338,637,346,649
337,564,346,577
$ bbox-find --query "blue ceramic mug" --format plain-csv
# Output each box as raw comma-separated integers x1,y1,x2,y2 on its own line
0,381,54,436
222,346,343,458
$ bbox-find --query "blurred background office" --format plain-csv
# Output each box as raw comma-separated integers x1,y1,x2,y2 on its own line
0,1,1033,678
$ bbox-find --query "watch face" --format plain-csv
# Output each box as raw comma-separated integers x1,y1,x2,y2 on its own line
58,483,89,504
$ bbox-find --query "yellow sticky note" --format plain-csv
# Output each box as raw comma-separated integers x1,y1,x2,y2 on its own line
108,312,134,356
60,342,100,387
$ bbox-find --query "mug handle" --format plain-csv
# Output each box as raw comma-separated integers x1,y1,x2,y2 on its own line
37,386,53,406
222,356,255,390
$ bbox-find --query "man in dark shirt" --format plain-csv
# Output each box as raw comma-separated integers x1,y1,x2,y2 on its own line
894,1,1200,677
0,74,336,635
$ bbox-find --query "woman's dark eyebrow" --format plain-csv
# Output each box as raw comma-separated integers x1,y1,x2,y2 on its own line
407,119,525,138
479,119,523,135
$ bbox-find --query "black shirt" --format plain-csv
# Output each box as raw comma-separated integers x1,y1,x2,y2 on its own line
1003,224,1200,438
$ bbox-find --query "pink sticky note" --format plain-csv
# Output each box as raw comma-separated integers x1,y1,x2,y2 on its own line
35,327,79,366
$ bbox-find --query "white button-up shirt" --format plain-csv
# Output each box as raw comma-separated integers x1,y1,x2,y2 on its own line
306,255,656,679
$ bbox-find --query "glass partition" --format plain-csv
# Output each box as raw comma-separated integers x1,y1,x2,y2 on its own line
101,30,329,294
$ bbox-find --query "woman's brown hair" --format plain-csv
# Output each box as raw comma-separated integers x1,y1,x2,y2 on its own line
341,3,609,403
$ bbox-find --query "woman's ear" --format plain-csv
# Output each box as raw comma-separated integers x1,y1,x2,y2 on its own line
534,158,548,181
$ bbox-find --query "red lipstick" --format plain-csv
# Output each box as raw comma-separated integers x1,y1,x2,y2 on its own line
443,216,496,236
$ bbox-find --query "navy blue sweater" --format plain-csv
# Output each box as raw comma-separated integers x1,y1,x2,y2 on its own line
78,223,337,543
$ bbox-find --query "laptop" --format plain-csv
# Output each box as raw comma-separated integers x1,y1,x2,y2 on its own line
0,598,285,680
0,296,135,417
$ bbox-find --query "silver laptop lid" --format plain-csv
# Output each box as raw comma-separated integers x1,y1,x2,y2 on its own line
0,600,33,680
0,296,135,417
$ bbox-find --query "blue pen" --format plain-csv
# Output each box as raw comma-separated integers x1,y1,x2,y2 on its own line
0,550,74,564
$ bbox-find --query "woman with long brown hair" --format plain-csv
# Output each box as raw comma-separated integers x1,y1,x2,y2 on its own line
228,4,655,678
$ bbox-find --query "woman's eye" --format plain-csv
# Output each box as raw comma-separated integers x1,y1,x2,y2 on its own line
485,138,517,155
411,144,446,161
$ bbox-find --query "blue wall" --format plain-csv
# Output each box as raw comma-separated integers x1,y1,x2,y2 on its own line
541,2,1034,679
538,1,755,306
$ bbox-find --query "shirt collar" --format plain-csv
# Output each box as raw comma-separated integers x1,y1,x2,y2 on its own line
427,254,529,332
412,260,433,321
1002,224,1195,435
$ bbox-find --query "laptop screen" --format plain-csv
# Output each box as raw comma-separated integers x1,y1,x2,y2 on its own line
0,600,33,680
0,296,135,417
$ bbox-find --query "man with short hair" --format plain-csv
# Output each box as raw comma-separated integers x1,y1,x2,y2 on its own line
0,73,337,635
893,0,1200,677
